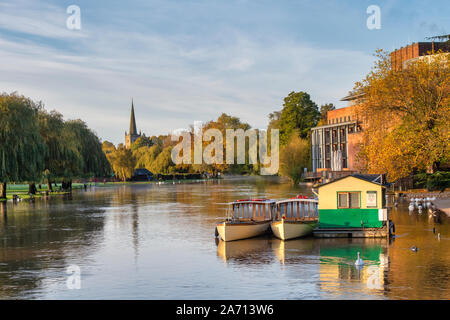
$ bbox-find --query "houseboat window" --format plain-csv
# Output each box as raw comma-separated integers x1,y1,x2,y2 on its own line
366,191,377,208
338,192,360,208
338,193,348,208
349,192,360,208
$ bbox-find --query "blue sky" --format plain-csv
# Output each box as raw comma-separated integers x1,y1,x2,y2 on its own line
0,0,448,144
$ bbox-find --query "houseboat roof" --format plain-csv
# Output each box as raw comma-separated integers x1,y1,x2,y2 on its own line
230,199,276,205
316,174,389,188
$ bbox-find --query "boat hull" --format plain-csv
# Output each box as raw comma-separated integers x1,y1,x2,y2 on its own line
217,221,271,242
270,220,317,240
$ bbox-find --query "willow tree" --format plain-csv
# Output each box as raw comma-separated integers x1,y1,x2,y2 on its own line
133,143,162,170
63,119,111,183
106,144,136,181
38,110,82,191
354,50,450,180
0,93,46,198
279,131,310,185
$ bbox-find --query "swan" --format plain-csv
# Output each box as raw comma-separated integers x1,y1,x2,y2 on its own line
355,252,364,266
408,203,415,211
411,246,418,252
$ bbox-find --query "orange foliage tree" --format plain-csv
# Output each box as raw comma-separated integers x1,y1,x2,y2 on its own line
354,50,449,181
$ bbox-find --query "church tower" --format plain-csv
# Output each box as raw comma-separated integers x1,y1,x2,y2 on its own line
125,99,141,148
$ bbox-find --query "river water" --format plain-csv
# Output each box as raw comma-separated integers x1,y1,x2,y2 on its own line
0,176,448,299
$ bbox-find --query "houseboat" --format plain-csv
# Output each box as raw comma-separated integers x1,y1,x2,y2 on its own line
270,195,319,240
313,174,394,238
216,199,276,242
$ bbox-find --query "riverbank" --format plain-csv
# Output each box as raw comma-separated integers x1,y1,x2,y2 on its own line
0,183,85,202
432,199,450,217
0,178,220,202
397,190,450,200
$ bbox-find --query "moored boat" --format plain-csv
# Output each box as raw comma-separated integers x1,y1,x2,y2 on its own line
216,199,276,242
270,196,319,240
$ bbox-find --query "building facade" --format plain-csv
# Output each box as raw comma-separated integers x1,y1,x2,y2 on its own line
390,41,449,70
125,99,141,149
311,103,362,173
317,174,388,229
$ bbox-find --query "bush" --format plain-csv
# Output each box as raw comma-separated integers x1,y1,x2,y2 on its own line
414,171,450,192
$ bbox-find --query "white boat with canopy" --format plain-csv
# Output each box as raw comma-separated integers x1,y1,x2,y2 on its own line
216,199,276,242
270,195,319,240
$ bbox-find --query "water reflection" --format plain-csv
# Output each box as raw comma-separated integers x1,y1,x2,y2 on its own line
317,239,389,298
0,192,108,299
217,237,273,264
0,177,448,299
271,238,317,265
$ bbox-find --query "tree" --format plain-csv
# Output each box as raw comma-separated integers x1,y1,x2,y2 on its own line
267,111,281,131
150,147,174,174
277,91,320,144
106,144,136,181
64,119,111,179
201,113,252,174
318,103,335,125
131,135,153,151
133,143,162,169
354,50,450,180
0,93,46,198
279,132,310,185
38,110,81,191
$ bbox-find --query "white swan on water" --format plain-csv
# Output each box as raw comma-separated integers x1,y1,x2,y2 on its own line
355,252,364,266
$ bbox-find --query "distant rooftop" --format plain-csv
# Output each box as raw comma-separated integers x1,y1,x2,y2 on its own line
340,92,365,101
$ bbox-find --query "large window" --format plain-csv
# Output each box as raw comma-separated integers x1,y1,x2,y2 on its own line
338,192,360,208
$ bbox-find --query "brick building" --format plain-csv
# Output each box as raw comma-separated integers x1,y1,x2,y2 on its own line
390,41,449,70
309,39,449,181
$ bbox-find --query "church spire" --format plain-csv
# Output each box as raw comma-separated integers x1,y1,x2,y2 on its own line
129,98,137,136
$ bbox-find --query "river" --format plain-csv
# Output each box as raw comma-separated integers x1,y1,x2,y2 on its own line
0,176,448,299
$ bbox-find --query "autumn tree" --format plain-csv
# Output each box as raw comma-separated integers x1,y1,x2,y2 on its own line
150,147,174,174
106,144,136,181
318,103,335,125
279,131,310,185
354,50,450,180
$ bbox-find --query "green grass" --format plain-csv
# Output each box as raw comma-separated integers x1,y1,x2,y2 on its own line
0,178,214,201
0,183,85,202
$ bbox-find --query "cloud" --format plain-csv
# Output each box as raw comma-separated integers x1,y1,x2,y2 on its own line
0,0,375,145
0,0,87,39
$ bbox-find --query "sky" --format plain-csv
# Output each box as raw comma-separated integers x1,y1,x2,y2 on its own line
0,0,448,145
